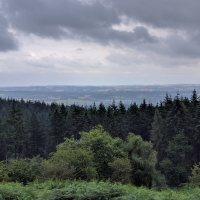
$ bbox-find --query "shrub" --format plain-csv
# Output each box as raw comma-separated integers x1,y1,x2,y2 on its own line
41,148,97,181
189,162,200,183
0,156,43,184
109,157,132,184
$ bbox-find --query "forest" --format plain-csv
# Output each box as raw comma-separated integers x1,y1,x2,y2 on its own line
1,90,200,199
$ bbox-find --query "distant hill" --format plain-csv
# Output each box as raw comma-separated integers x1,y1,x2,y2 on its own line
0,84,200,106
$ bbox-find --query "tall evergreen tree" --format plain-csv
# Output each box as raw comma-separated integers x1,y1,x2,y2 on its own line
150,109,164,167
28,113,45,157
5,102,28,159
160,132,192,187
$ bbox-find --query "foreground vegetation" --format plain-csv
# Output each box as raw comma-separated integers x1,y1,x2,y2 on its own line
0,126,200,199
0,126,166,188
0,180,200,200
1,90,200,195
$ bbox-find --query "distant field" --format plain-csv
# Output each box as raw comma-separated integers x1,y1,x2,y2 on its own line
0,84,200,106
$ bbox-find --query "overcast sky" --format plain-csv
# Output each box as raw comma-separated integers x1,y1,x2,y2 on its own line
0,0,200,86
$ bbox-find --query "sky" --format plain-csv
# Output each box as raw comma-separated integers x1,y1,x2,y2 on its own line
0,0,200,86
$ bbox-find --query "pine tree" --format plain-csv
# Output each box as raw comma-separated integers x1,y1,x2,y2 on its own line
28,113,45,157
150,109,164,166
5,102,28,159
97,102,106,125
160,132,192,187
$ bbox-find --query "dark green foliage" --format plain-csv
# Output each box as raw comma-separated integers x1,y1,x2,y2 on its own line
28,113,45,157
0,156,42,184
0,90,200,187
0,97,155,161
160,133,192,187
4,102,27,159
150,109,164,171
189,162,200,183
80,125,124,180
45,147,97,181
125,133,166,188
39,125,163,188
1,180,200,200
0,180,135,200
109,157,132,184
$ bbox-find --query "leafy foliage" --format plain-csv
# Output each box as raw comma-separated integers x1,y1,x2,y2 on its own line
0,180,200,200
44,148,97,181
109,157,132,184
160,133,192,186
189,162,200,183
0,90,200,187
0,156,42,184
125,133,166,188
80,125,126,180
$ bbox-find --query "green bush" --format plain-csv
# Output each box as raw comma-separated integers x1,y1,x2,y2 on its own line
109,157,132,184
0,156,42,184
41,148,97,181
40,158,76,181
189,162,200,183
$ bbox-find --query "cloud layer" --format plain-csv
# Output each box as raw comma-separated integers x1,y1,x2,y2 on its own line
0,9,18,52
0,0,200,86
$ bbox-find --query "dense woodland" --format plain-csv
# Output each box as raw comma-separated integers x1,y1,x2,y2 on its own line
0,90,200,188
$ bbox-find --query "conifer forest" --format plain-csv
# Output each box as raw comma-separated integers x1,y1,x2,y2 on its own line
1,90,200,199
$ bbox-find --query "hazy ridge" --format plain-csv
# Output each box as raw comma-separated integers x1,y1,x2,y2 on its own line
0,84,200,106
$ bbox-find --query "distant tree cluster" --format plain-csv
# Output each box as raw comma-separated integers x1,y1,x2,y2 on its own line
0,90,200,187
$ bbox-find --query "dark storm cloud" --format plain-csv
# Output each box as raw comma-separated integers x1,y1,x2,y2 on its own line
133,26,157,43
78,25,157,47
109,0,200,30
108,0,200,58
164,35,200,58
0,12,18,52
1,0,157,45
2,0,119,39
1,0,200,58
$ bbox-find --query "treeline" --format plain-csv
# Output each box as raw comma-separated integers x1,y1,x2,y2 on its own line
0,90,200,187
0,96,155,160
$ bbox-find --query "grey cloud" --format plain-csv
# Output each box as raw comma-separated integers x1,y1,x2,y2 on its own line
109,0,200,31
2,0,157,46
133,26,157,43
2,0,119,39
76,48,83,51
78,25,157,47
25,59,55,70
106,53,135,66
165,36,200,58
2,0,200,59
0,13,19,52
105,0,200,57
148,34,200,59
